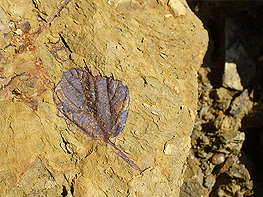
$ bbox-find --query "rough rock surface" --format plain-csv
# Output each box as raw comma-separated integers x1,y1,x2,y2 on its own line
181,1,263,196
0,0,208,196
222,62,243,91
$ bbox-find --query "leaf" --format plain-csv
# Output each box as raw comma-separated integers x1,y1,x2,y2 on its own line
54,67,142,173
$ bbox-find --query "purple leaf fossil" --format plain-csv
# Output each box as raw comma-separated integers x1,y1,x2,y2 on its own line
54,68,142,173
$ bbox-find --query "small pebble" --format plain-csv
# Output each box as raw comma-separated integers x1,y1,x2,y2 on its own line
212,153,225,165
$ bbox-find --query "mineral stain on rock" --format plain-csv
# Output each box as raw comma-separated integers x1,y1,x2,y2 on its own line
0,0,71,110
54,67,142,173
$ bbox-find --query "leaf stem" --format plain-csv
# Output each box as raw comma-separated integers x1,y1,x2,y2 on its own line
32,0,72,42
107,140,142,174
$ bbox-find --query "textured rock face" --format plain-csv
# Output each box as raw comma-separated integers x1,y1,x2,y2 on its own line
0,0,208,196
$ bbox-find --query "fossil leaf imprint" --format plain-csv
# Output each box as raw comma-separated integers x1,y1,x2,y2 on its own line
54,68,142,173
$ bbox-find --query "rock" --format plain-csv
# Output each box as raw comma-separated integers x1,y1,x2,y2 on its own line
198,67,211,84
0,0,208,196
191,124,202,143
215,163,254,197
214,114,233,130
168,0,186,17
217,130,245,154
227,163,251,180
199,106,214,121
203,82,213,92
217,182,241,197
6,158,67,196
185,150,204,183
181,152,213,195
216,87,232,110
211,153,225,165
203,174,216,188
218,155,236,175
180,180,208,197
199,132,210,146
222,62,243,91
230,89,253,119
201,161,215,177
